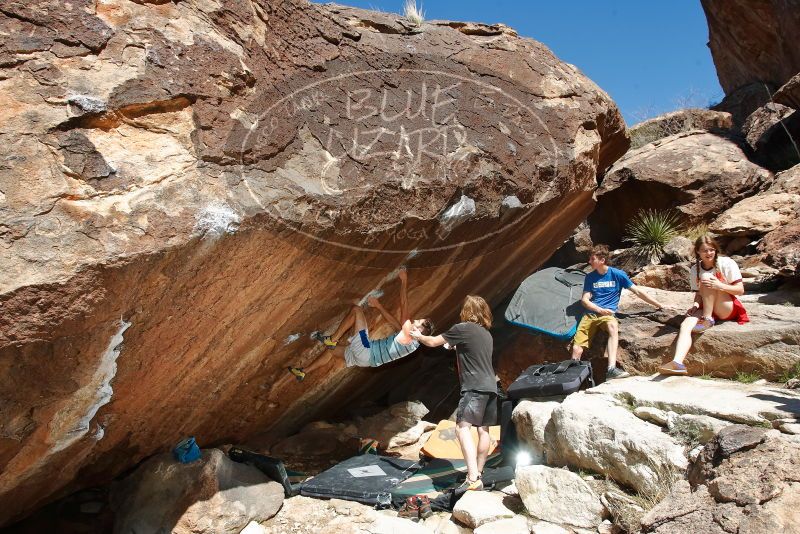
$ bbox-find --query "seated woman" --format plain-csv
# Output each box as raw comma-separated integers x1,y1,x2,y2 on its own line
659,234,749,375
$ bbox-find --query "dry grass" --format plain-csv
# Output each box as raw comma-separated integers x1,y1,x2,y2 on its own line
605,461,682,533
681,222,709,242
403,0,424,25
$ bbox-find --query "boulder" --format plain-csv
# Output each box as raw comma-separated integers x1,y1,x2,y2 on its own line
0,0,630,523
544,392,687,495
700,0,800,98
422,513,473,534
740,102,800,171
643,429,800,533
631,263,691,291
594,376,800,427
628,109,733,150
356,401,430,449
589,131,773,248
511,400,561,464
661,236,695,264
452,490,515,529
111,449,284,534
516,465,605,529
758,219,800,276
712,82,775,128
710,169,800,238
775,73,800,111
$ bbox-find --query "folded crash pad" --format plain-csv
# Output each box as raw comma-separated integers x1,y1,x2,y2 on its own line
420,419,501,460
504,267,587,339
300,454,418,506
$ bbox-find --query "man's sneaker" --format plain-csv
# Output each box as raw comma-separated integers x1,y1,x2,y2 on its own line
311,332,337,348
417,495,433,519
457,477,484,491
658,360,688,376
397,496,421,522
692,317,715,333
606,367,630,380
287,367,305,381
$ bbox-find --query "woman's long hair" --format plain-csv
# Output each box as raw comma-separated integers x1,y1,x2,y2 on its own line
460,295,492,329
694,234,721,284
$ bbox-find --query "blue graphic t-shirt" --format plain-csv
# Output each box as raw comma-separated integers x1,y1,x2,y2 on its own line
583,267,633,312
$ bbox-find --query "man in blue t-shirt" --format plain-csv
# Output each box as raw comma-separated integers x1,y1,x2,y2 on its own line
572,244,663,379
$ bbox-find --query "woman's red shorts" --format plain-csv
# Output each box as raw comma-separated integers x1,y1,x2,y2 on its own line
712,296,750,325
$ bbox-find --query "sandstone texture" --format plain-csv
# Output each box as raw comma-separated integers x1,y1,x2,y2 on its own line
589,131,773,248
0,0,629,524
701,0,800,96
111,448,284,534
642,426,800,533
775,72,800,110
628,108,733,150
516,465,604,529
741,102,800,171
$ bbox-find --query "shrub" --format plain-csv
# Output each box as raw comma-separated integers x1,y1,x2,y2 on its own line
734,371,761,384
623,209,681,264
682,222,709,242
403,0,424,26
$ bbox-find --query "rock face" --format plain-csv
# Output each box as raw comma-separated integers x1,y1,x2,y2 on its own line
544,391,688,495
111,449,284,534
741,102,800,171
628,109,733,150
0,0,629,524
642,426,800,533
710,164,800,238
701,0,800,96
588,131,772,248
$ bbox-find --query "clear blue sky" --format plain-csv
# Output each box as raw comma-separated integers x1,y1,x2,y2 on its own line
320,0,724,126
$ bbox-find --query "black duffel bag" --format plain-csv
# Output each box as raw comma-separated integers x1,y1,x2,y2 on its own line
507,360,595,399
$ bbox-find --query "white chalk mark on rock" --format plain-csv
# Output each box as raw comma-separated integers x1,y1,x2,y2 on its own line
284,333,302,345
194,202,241,237
51,319,131,452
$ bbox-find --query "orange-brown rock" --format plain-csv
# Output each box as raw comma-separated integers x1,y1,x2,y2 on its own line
0,0,628,525
701,0,800,96
588,132,773,248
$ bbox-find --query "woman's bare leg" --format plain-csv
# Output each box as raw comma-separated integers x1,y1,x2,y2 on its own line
673,314,700,364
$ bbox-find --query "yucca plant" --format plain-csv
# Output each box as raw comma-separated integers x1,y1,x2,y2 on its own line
623,209,681,264
403,0,425,26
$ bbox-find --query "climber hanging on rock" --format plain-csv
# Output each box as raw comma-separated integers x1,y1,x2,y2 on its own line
289,268,434,380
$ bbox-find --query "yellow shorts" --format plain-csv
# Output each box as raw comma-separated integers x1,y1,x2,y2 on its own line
573,314,617,349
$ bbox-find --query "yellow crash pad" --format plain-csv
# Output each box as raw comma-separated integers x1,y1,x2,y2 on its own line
420,419,501,460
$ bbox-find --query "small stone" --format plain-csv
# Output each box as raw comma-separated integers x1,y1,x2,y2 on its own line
517,465,604,529
780,423,800,435
598,519,614,534
634,406,668,426
241,521,267,534
452,491,515,528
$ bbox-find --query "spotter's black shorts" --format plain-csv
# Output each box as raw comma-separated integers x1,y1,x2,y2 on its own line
455,390,498,427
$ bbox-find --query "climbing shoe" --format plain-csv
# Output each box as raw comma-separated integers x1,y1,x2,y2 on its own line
692,317,715,333
417,495,433,519
287,367,305,381
457,476,483,491
397,496,421,522
658,360,688,376
606,367,630,380
312,332,337,349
